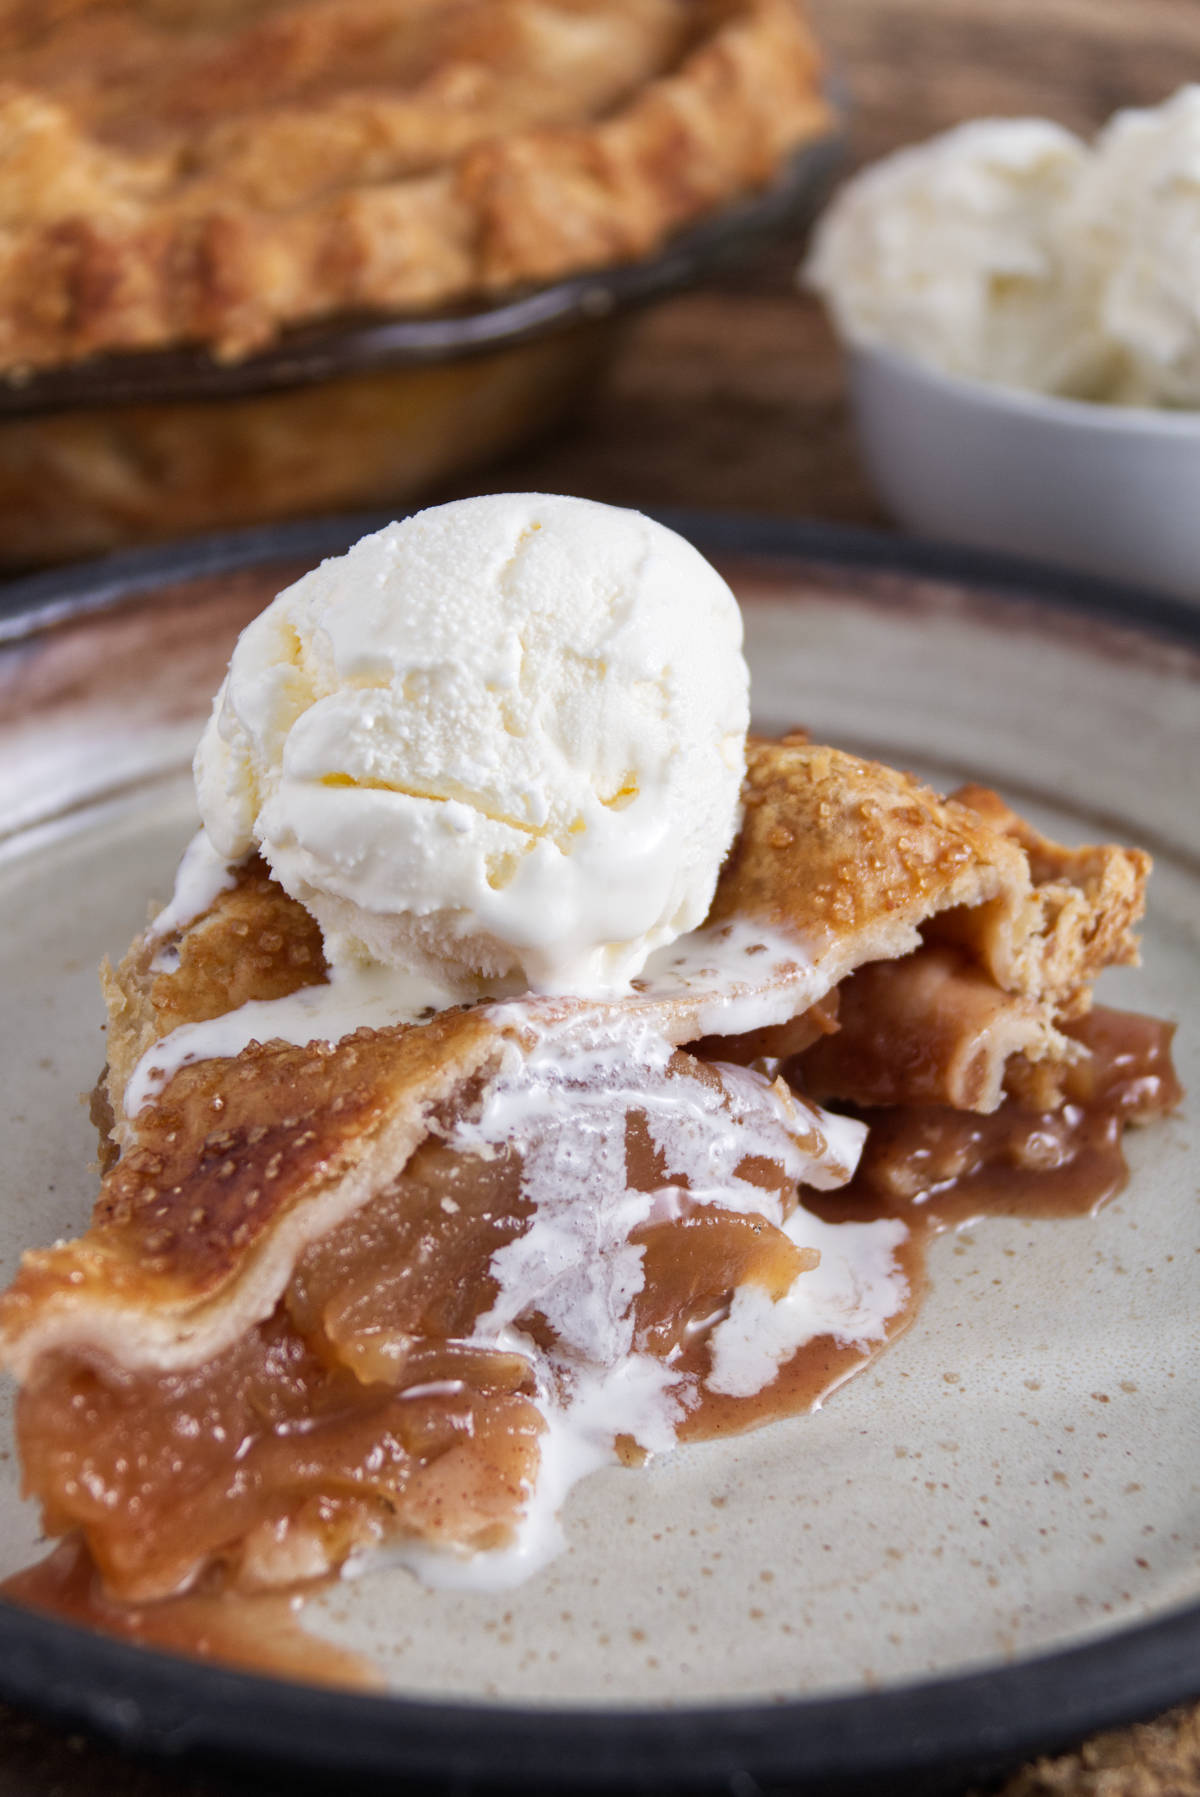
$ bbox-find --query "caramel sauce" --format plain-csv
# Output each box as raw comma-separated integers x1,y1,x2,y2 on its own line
814,1008,1181,1230
678,1011,1179,1442
4,1006,1180,1684
0,1537,379,1690
674,1231,926,1445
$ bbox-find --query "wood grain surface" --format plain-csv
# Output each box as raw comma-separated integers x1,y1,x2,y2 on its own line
3,3,1200,1794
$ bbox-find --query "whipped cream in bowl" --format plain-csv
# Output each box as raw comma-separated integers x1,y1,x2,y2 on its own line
804,91,1200,600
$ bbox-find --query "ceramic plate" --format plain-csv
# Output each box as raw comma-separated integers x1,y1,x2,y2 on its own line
0,516,1195,1794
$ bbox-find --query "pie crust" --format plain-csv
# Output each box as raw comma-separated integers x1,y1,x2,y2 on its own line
0,0,831,372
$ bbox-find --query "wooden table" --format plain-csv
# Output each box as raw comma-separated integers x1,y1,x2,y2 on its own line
5,2,1200,1792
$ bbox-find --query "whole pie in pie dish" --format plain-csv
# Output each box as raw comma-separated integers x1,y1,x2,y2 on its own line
0,498,1179,1652
0,0,832,374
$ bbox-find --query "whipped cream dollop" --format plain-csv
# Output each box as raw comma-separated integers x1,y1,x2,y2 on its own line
1069,86,1200,406
195,496,749,999
806,88,1200,406
805,118,1103,394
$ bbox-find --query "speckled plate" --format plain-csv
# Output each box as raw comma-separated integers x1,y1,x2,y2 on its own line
0,515,1195,1795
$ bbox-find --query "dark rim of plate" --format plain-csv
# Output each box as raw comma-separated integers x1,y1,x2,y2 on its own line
0,129,842,419
0,512,1196,1797
2,506,1199,649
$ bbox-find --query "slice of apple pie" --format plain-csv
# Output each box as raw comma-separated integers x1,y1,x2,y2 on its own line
0,733,1174,1609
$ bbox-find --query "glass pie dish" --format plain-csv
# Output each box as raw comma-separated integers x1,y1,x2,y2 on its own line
0,134,840,571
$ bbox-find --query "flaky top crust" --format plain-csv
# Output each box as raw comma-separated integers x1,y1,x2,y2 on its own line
0,735,1148,1380
0,0,830,372
714,738,1147,1016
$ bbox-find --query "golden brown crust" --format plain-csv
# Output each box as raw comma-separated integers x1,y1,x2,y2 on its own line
0,0,830,371
1,1005,508,1379
714,740,1148,1020
100,853,325,1144
713,736,1028,948
942,784,1148,1016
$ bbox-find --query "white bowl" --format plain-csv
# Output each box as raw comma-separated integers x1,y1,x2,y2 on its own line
847,341,1200,600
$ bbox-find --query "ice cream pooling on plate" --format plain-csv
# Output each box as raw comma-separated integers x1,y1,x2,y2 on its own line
194,494,750,999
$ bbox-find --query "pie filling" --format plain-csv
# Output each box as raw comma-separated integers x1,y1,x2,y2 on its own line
825,1006,1181,1227
18,1032,895,1600
13,995,1175,1610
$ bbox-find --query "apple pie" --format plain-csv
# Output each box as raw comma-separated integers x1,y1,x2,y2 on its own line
0,734,1177,1612
0,0,831,374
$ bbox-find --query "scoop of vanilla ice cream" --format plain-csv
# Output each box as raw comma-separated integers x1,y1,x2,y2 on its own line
805,118,1111,395
1065,86,1200,407
194,495,749,997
